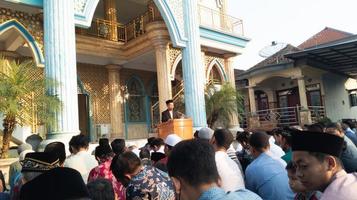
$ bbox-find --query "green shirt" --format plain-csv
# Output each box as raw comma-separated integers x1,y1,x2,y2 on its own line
281,149,292,163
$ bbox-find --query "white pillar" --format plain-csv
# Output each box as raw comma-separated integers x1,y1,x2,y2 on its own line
248,86,256,113
107,65,123,139
44,0,80,140
182,0,207,129
297,76,308,109
146,22,172,115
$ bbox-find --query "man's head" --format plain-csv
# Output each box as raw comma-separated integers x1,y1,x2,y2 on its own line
197,127,214,141
87,179,115,200
236,131,251,150
69,134,89,154
150,138,165,152
166,100,174,111
111,139,126,155
271,127,292,151
25,134,43,152
164,134,182,156
167,139,220,200
286,162,307,193
44,142,66,166
210,129,233,151
325,123,344,137
139,149,150,160
248,132,270,158
110,152,142,187
292,131,344,192
304,123,325,133
17,143,32,155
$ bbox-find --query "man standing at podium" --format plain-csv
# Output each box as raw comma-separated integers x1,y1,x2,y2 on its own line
161,100,181,123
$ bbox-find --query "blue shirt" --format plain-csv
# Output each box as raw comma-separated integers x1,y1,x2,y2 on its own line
245,153,294,200
341,136,357,173
345,128,357,147
198,187,262,200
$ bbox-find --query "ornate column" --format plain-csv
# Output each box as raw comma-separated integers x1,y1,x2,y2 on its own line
224,54,240,130
44,0,80,140
107,65,123,139
146,22,172,115
182,0,207,129
104,0,118,41
296,76,312,125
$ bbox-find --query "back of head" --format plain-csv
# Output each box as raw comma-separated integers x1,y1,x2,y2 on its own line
139,149,150,159
249,132,270,152
25,135,43,152
95,142,113,160
236,131,250,144
212,129,233,150
111,139,126,155
110,151,141,187
150,138,164,149
167,139,219,187
305,123,325,133
20,167,90,200
44,142,66,165
87,179,115,200
69,134,89,151
198,127,214,141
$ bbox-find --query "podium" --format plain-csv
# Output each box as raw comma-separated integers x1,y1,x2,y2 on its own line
157,118,193,140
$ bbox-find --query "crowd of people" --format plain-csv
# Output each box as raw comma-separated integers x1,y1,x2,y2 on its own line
1,121,357,200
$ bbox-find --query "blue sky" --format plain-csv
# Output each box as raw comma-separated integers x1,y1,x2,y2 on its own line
226,0,357,70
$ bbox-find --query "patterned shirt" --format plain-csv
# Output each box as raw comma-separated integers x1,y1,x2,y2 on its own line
88,157,126,200
126,165,175,200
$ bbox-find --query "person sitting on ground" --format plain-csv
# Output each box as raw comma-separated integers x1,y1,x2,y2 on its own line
236,131,254,172
155,134,182,172
286,162,321,200
325,123,357,173
44,142,66,166
150,138,166,163
111,151,175,200
88,138,125,200
8,143,32,188
65,134,98,183
11,152,60,200
111,139,127,156
20,167,91,200
167,139,262,200
272,127,293,163
139,148,153,166
291,130,357,199
87,178,116,200
341,122,357,146
209,129,245,192
245,132,294,200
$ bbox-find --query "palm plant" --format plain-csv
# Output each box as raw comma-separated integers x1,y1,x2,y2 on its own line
205,81,244,128
0,57,61,158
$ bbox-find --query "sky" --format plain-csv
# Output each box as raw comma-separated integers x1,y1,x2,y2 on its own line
226,0,357,70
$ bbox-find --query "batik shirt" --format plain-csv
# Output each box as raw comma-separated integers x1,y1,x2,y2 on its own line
88,157,126,200
126,165,175,200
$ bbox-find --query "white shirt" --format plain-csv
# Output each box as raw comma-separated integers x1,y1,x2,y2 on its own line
269,136,285,158
169,110,173,119
215,151,245,192
64,151,98,183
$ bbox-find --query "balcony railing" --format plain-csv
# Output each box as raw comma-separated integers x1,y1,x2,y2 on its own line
198,5,244,36
76,7,162,43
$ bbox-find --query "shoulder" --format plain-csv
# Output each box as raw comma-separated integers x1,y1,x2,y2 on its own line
229,189,262,200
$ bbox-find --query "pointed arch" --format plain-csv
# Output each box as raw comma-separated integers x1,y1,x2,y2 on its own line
0,19,45,66
206,58,228,83
170,53,182,81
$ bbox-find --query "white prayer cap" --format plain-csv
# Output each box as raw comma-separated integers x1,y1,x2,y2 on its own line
165,134,182,147
198,127,214,140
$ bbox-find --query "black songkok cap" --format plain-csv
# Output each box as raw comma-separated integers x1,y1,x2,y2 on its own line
291,131,344,157
21,152,60,172
20,167,90,200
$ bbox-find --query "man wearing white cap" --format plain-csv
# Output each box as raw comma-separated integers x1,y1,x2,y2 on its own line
155,134,182,172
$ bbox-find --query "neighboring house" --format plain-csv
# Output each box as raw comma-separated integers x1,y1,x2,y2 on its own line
235,28,357,129
0,0,249,142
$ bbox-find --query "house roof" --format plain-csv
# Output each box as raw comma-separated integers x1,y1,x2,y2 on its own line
298,27,353,50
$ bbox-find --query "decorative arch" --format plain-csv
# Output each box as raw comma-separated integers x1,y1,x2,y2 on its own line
153,0,187,47
126,75,147,96
170,53,182,81
206,59,228,83
0,19,45,66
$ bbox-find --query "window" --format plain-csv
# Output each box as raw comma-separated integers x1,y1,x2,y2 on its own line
127,78,146,122
349,90,357,107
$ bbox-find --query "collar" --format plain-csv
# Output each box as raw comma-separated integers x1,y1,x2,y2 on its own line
198,187,226,200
